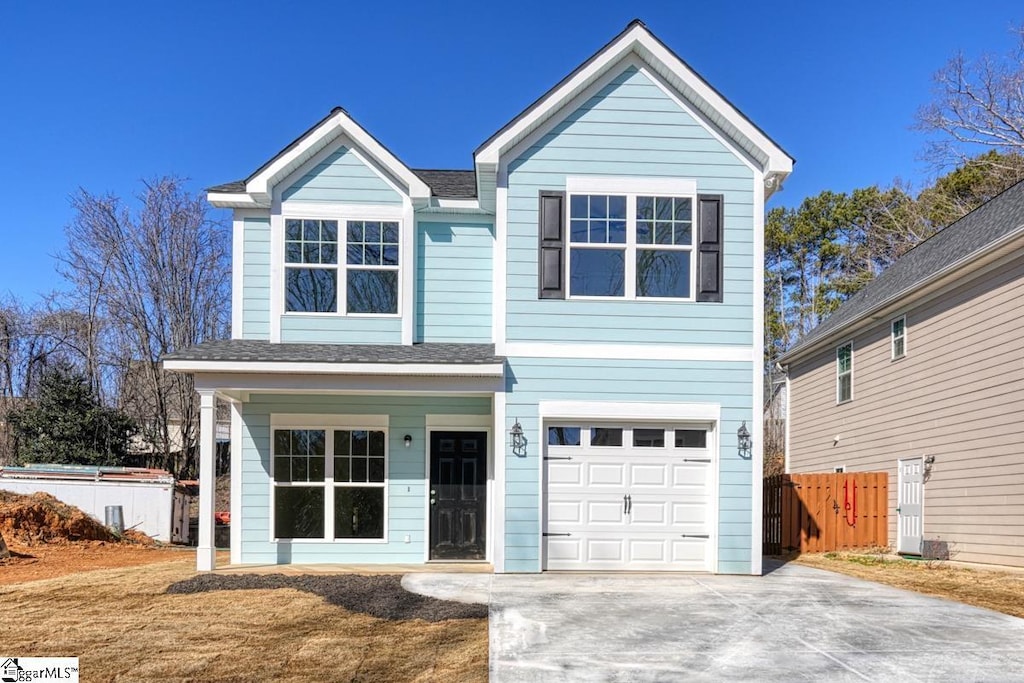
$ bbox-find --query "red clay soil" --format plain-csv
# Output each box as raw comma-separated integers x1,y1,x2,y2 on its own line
0,542,188,585
0,490,118,544
0,489,186,584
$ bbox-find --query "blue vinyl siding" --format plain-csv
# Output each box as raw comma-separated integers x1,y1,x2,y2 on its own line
502,357,754,574
238,394,491,564
282,145,402,205
241,216,271,340
279,315,402,344
505,65,754,345
416,220,494,342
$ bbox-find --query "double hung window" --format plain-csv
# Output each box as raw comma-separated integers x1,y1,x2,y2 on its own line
273,426,388,541
567,192,695,299
284,218,399,315
836,342,853,403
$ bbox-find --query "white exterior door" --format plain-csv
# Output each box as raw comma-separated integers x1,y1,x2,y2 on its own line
543,424,714,571
897,457,924,555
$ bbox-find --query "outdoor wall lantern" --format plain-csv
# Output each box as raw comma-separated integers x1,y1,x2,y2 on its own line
509,419,528,457
403,434,412,448
737,421,752,459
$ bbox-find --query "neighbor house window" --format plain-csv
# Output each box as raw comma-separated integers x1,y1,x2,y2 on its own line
284,218,399,315
836,342,853,403
568,193,694,299
272,426,387,541
891,317,906,360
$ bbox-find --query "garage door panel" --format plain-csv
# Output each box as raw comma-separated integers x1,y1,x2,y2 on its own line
547,499,583,525
672,463,710,487
629,463,667,487
546,537,582,563
628,500,667,525
588,463,626,487
586,538,625,562
547,461,583,486
587,500,627,525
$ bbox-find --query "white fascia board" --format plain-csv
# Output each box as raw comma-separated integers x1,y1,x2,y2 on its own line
163,359,505,377
245,110,431,202
539,400,721,422
504,342,752,362
475,24,793,175
208,193,268,209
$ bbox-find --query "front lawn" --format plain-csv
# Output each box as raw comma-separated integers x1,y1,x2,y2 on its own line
0,557,488,682
795,552,1024,619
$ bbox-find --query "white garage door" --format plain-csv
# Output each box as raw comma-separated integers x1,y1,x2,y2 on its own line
543,424,714,571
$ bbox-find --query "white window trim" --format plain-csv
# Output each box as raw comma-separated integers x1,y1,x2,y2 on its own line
281,214,402,319
563,177,698,302
836,341,853,404
268,416,390,544
891,315,907,361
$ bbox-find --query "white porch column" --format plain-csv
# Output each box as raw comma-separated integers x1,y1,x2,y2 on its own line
196,389,217,571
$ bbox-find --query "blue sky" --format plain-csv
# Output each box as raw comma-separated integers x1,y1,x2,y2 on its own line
1,1,1021,301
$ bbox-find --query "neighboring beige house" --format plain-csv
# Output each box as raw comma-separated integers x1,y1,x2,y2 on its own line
779,180,1024,569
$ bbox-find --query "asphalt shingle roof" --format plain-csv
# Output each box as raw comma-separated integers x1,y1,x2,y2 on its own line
411,169,478,198
208,180,246,193
781,179,1024,362
207,170,478,199
164,340,503,365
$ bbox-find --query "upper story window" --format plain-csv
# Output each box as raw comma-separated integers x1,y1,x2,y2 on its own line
836,342,853,403
568,193,694,300
891,316,906,360
285,218,399,315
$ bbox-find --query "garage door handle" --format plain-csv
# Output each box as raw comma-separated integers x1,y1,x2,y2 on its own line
626,494,632,514
680,534,709,539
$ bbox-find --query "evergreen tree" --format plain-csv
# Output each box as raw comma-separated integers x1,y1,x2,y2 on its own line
7,363,135,466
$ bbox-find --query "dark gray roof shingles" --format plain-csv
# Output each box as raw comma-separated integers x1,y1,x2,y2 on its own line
411,169,477,198
164,340,503,365
208,170,477,199
782,179,1024,361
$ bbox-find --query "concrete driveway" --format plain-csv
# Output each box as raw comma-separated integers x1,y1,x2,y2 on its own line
403,561,1024,682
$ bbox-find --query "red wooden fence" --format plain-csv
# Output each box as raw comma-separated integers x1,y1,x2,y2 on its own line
763,472,888,554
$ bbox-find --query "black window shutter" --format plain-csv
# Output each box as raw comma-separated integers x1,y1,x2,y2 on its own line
696,194,724,303
538,191,566,299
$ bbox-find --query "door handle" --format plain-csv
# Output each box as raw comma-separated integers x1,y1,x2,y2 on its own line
624,494,628,515
626,494,632,514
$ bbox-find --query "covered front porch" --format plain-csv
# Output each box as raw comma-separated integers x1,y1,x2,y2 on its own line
162,340,506,572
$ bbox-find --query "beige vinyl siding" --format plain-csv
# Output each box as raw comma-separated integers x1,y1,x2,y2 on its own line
787,254,1024,568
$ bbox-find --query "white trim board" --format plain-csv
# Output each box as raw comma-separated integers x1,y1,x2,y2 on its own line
565,175,697,195
165,360,504,377
538,400,721,422
504,342,753,362
271,413,389,428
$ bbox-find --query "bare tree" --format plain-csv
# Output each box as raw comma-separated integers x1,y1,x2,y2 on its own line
60,177,229,477
917,25,1024,169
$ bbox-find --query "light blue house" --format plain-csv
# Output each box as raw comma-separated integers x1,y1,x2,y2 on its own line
165,20,793,574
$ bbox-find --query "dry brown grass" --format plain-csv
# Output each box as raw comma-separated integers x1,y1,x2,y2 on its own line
795,552,1024,619
0,557,488,682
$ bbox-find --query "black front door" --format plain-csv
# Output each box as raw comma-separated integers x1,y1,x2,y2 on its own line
429,431,487,560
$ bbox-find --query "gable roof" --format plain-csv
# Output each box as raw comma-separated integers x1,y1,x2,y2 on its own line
473,19,794,179
207,107,431,208
780,179,1024,364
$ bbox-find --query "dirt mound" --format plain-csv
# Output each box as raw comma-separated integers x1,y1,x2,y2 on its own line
0,490,155,546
